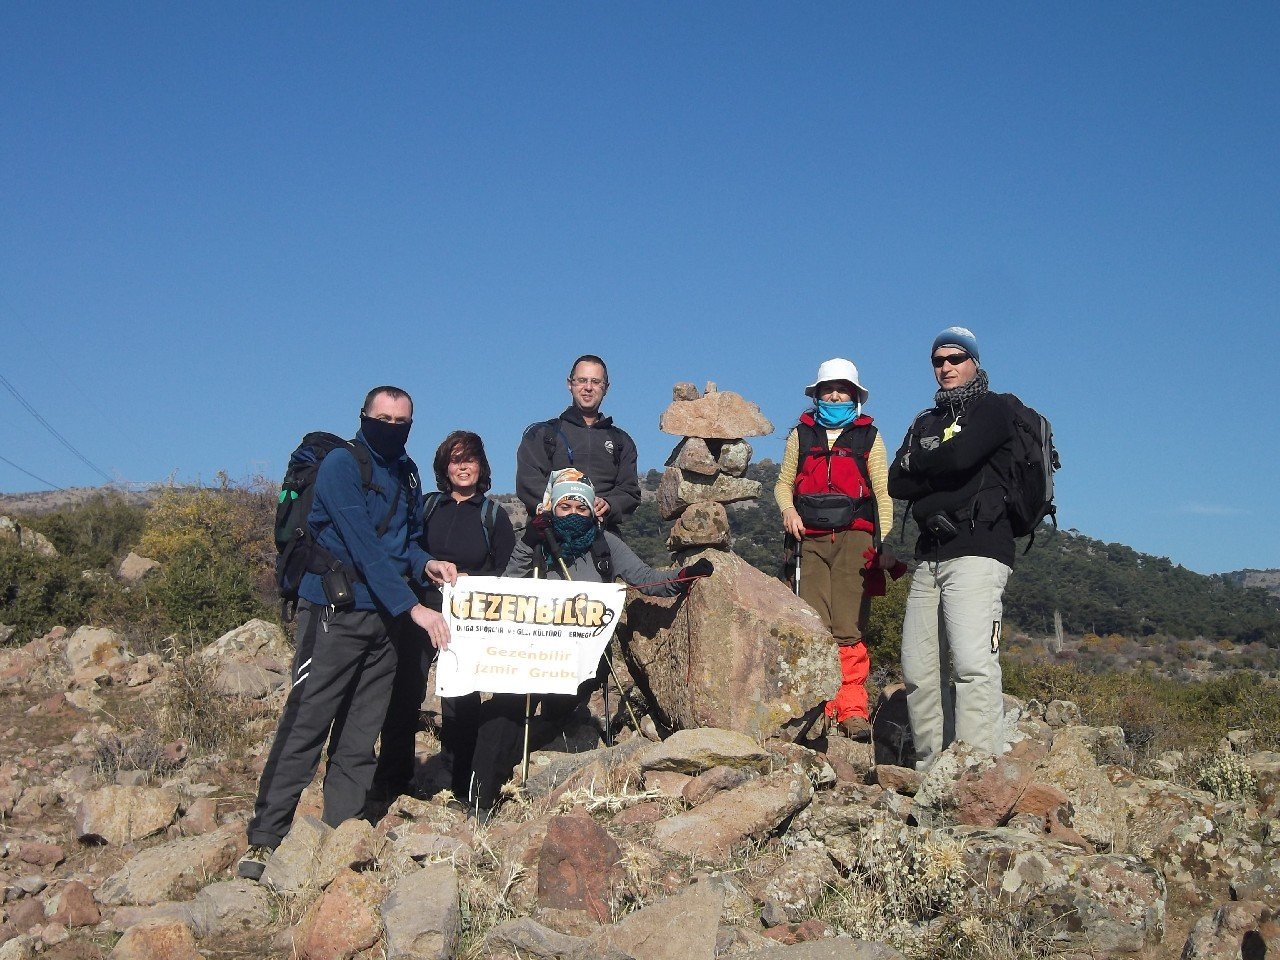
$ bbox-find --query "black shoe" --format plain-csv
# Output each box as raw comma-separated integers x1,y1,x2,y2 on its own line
236,844,275,881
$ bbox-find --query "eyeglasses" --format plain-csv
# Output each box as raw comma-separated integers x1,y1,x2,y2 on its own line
931,353,971,368
570,377,606,387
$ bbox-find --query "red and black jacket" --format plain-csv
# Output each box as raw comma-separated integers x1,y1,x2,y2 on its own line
793,412,879,536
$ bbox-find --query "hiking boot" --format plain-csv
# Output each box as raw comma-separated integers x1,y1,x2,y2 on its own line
236,844,275,882
838,716,872,742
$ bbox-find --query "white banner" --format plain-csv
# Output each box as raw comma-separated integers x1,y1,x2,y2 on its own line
434,575,627,698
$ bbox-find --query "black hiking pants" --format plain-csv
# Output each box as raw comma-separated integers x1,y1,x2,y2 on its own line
247,601,398,848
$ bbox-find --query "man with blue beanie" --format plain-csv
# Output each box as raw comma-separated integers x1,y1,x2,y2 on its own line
889,328,1016,769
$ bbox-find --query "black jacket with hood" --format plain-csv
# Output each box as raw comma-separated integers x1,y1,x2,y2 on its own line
515,406,641,524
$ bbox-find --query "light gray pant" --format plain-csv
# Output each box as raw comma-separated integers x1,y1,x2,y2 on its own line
901,556,1012,765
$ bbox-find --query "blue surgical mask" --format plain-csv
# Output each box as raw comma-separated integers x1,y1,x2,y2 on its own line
814,400,859,428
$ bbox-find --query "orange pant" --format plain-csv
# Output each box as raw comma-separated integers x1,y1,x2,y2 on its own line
826,642,870,722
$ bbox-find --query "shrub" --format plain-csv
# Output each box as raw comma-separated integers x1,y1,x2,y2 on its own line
16,494,147,569
1197,752,1257,802
0,543,111,642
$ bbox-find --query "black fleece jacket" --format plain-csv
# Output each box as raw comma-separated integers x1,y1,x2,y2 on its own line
888,391,1017,567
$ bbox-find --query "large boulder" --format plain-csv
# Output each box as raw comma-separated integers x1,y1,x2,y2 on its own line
199,618,292,664
380,861,461,960
620,550,837,741
1182,902,1280,959
659,388,774,440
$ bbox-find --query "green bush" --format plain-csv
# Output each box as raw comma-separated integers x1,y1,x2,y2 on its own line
0,543,108,642
149,538,262,642
16,494,147,569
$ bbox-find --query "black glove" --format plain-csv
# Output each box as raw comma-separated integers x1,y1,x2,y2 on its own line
679,558,714,586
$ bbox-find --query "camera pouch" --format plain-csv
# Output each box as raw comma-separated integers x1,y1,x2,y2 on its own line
796,493,857,531
924,511,959,543
322,567,356,609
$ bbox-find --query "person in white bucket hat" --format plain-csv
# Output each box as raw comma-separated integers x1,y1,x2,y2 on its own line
774,358,899,741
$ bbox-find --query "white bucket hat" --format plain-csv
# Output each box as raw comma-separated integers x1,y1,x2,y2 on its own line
804,358,869,404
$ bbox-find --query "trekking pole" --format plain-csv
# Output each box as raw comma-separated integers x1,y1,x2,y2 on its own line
521,693,532,784
602,655,612,747
793,536,802,597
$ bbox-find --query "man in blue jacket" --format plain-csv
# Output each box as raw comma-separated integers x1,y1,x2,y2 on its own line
239,386,457,880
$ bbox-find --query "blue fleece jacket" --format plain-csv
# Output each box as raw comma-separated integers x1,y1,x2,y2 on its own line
297,432,431,617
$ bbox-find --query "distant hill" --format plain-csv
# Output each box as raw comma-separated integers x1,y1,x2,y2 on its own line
1223,568,1280,601
617,461,1280,647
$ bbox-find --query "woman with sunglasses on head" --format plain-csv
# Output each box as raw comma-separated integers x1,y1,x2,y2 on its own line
889,327,1017,771
372,430,515,805
774,359,898,743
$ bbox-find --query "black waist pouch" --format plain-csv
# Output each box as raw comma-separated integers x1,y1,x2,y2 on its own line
796,493,857,530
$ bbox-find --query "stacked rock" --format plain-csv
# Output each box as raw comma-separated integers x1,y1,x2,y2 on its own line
656,382,774,554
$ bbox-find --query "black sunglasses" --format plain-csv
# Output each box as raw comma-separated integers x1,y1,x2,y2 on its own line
931,353,971,368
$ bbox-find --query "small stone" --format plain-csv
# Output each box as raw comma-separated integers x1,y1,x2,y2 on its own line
672,383,700,401
18,842,64,867
536,815,624,922
717,440,752,477
667,502,731,551
668,437,719,477
48,880,101,928
116,553,160,584
110,918,200,960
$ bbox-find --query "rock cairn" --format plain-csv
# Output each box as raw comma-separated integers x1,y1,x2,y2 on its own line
656,382,774,555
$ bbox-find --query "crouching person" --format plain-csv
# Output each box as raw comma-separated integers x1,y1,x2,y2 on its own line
464,468,711,819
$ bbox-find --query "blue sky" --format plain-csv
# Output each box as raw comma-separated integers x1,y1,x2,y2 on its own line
2,4,1276,575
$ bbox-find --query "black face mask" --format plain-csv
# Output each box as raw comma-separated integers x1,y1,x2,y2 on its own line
360,414,411,459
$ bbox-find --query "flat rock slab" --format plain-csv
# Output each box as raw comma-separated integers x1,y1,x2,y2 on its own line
588,881,724,960
381,861,461,960
638,728,769,775
652,771,813,864
658,468,761,520
98,828,243,906
659,390,774,439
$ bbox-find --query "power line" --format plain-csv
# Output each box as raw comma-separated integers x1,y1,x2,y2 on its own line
0,453,64,491
0,370,112,483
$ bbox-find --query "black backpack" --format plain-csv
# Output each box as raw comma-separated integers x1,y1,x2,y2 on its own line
274,432,411,618
422,491,504,572
1000,394,1061,548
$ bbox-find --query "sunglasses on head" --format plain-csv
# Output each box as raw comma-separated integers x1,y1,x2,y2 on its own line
931,353,971,368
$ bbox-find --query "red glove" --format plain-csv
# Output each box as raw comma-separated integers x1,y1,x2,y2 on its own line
861,548,887,597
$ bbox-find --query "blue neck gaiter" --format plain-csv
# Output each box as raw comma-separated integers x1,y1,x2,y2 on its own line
814,401,859,429
551,513,598,564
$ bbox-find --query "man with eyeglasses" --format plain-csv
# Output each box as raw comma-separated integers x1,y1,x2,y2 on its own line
515,355,641,528
889,328,1016,770
238,386,457,881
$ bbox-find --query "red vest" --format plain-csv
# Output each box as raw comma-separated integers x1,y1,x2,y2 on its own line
793,413,878,534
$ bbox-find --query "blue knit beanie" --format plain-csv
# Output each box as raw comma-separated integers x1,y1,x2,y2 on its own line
931,326,979,362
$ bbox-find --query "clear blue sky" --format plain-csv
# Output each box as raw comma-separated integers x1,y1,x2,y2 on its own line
3,4,1276,575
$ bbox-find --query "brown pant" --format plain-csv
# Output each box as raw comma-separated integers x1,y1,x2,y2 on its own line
798,528,873,645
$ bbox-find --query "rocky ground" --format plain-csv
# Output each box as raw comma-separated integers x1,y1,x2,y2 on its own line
0,619,1278,960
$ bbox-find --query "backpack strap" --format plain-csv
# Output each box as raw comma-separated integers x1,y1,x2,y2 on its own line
479,497,499,565
589,533,613,583
543,417,623,468
373,456,417,539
